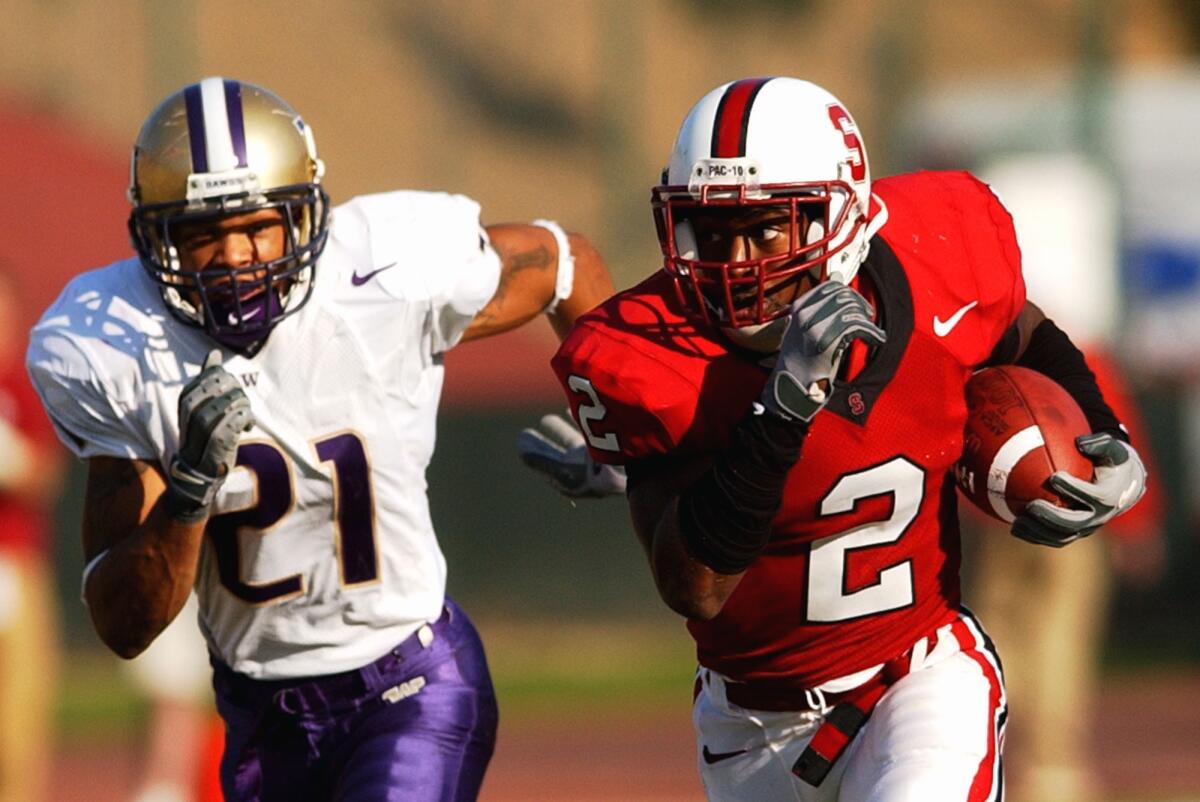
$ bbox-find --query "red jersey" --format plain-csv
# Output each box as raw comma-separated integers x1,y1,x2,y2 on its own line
0,355,57,554
553,171,1026,686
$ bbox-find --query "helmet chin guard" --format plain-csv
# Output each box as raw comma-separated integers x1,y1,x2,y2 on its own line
653,77,873,328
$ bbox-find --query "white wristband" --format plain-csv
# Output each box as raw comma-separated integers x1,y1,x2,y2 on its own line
532,219,575,313
80,548,111,605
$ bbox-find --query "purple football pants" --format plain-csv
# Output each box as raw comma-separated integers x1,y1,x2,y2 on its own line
211,598,499,801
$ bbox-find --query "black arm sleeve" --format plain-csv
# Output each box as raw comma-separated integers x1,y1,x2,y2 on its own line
1015,319,1128,442
983,323,1021,366
674,411,808,575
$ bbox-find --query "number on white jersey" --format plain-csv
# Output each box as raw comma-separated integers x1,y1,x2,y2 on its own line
209,432,379,604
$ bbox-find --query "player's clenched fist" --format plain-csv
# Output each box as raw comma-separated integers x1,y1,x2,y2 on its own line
165,349,255,522
761,282,886,422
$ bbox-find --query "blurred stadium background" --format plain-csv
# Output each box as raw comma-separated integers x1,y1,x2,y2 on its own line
2,1,1199,800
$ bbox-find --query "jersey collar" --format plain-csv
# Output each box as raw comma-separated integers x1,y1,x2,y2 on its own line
824,236,913,425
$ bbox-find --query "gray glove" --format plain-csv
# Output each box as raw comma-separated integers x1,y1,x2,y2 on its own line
1012,433,1147,548
165,349,255,522
761,282,887,422
518,413,627,498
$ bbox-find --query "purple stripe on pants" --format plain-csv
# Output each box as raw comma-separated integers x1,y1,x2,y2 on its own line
212,598,498,801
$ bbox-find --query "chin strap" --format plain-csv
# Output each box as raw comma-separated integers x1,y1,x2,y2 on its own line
828,194,887,284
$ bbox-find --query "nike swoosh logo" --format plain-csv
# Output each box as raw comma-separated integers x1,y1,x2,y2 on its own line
351,262,397,286
227,305,263,326
702,745,748,765
933,300,978,337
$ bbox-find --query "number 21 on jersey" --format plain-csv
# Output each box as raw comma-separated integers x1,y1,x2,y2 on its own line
207,431,379,604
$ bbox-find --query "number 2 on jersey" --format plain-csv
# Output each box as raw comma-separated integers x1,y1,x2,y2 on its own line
807,457,923,622
207,432,378,604
567,375,620,452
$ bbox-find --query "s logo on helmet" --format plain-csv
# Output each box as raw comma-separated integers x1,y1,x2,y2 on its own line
827,104,866,183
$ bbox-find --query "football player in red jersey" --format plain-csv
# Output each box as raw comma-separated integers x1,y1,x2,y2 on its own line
519,77,1149,801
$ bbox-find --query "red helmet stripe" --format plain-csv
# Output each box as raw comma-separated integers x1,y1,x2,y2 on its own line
711,77,772,158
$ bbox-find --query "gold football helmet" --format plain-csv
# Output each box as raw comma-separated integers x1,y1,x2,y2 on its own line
128,77,329,351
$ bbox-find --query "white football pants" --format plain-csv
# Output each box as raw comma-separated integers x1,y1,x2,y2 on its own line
693,613,1006,802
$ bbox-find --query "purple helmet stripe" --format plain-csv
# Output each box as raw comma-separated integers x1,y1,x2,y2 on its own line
183,84,209,173
223,79,248,168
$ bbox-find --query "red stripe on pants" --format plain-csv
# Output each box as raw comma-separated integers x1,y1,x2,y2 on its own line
952,618,1005,802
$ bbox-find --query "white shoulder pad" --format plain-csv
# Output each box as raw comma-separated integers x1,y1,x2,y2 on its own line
26,261,167,460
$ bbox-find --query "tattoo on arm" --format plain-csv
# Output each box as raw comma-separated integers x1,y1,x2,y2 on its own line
472,240,554,330
500,242,554,274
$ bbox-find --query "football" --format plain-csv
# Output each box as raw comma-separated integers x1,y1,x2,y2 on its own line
955,365,1094,523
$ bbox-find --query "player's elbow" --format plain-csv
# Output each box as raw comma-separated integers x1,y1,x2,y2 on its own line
88,602,158,660
648,518,736,621
111,640,150,661
566,233,613,292
672,595,725,622
654,573,727,622
94,622,152,660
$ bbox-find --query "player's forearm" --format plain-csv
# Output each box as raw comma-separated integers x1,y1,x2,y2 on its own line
1015,317,1126,441
650,501,744,620
85,511,205,658
547,233,614,339
645,413,808,619
629,464,746,620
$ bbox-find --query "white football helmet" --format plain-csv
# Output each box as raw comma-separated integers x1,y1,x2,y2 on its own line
652,77,874,329
128,77,329,352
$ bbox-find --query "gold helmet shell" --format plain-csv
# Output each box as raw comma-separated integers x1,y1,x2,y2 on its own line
128,77,330,352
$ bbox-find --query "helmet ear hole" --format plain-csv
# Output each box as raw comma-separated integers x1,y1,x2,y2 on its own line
805,218,825,248
674,221,698,263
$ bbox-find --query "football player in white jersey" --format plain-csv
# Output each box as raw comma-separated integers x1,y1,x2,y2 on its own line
26,77,614,802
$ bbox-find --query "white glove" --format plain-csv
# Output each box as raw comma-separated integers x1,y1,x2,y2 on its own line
1012,433,1147,548
165,350,255,521
761,282,886,422
518,413,627,498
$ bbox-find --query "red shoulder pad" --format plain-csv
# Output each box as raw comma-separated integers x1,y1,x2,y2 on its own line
551,274,755,464
874,171,1026,366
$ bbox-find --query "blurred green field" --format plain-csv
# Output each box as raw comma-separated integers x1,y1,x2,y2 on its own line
53,632,1200,802
479,619,698,718
55,618,698,742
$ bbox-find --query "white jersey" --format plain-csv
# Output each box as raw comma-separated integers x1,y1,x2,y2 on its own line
27,190,501,679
